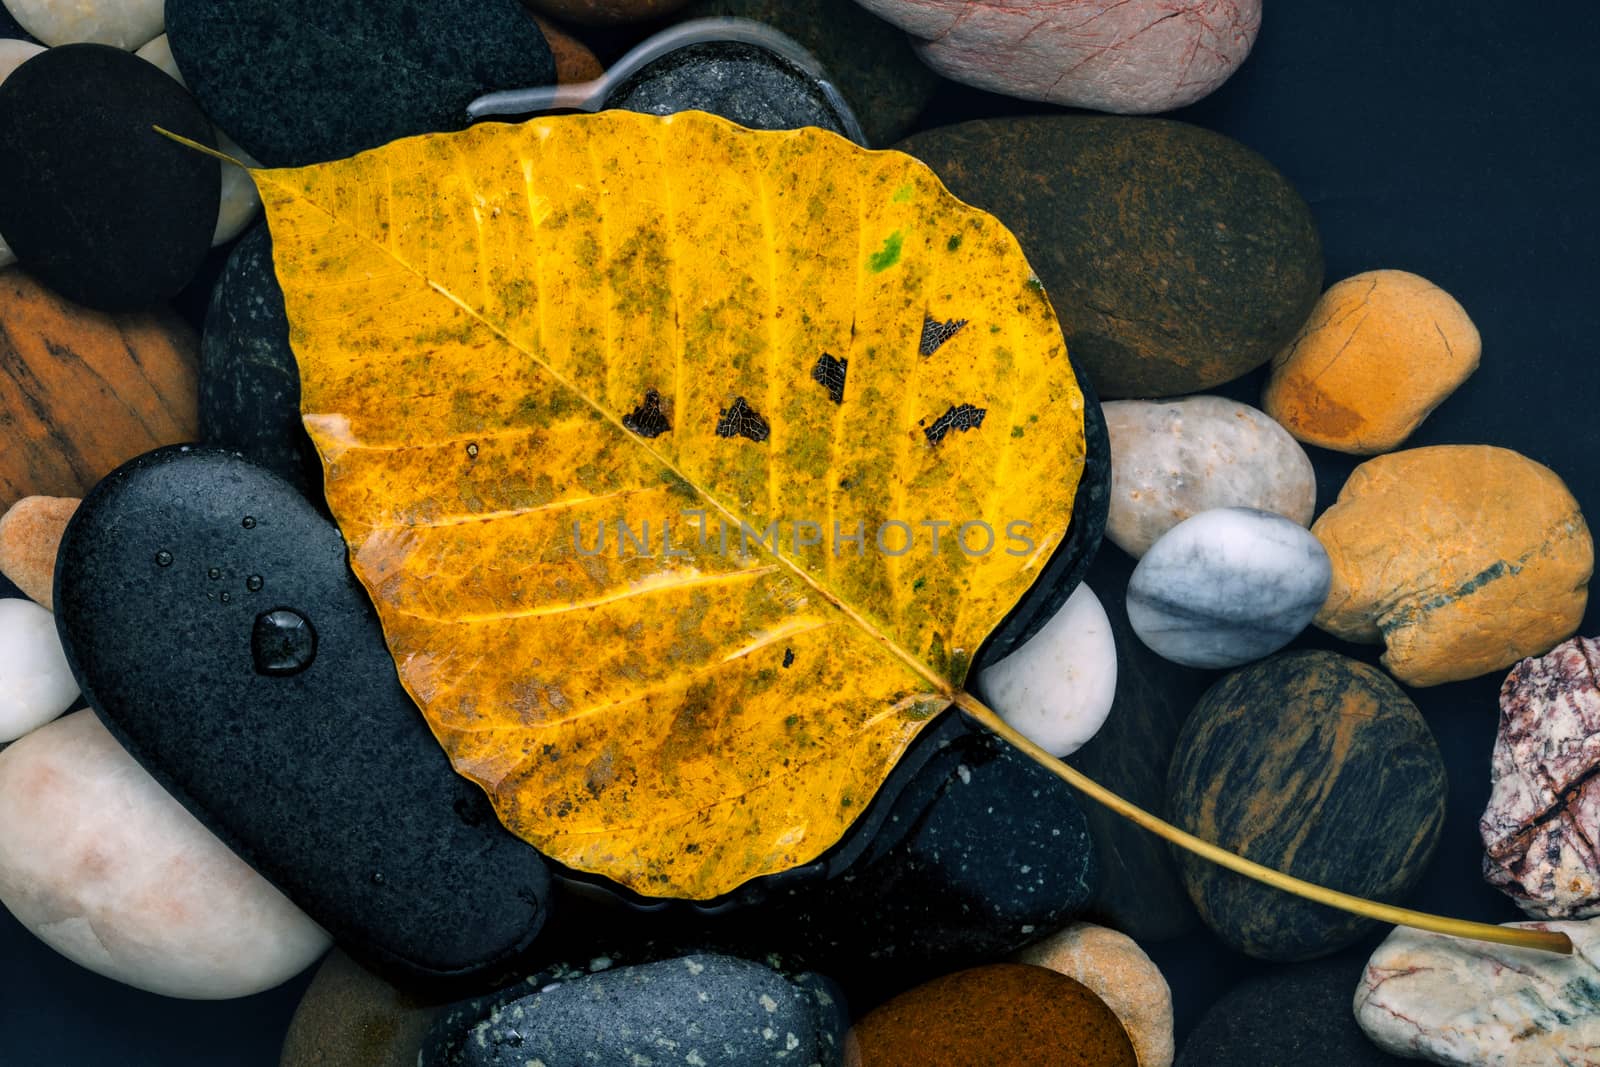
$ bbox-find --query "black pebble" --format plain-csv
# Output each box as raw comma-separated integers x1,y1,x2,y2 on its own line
1177,960,1409,1065
199,224,324,498
0,45,219,312
54,447,552,986
608,41,858,142
421,953,846,1067
164,0,556,166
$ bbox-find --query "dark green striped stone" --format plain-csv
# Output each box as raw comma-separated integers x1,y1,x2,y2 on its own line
1166,650,1446,960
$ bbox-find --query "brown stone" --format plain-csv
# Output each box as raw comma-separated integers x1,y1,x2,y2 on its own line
846,963,1136,1067
531,15,604,84
1313,446,1593,686
0,495,76,609
0,268,198,508
1263,270,1481,453
522,0,691,26
278,949,444,1067
1013,924,1174,1067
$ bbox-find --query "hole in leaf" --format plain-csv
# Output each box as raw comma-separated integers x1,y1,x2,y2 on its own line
715,396,770,442
919,314,968,356
811,352,847,404
782,648,795,668
924,403,987,446
623,388,671,438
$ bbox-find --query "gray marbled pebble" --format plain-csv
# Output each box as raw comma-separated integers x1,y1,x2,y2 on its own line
1127,506,1331,669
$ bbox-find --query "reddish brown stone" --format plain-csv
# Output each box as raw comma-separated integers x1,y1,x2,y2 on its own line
0,495,77,609
0,268,198,508
846,963,1136,1067
522,0,691,26
531,15,603,84
1482,636,1600,918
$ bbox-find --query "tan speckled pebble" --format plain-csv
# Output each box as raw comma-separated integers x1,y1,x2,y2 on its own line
1263,270,1480,453
1014,923,1174,1067
0,496,77,610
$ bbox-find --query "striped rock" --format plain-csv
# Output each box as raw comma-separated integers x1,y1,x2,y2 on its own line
0,269,198,507
1167,650,1447,960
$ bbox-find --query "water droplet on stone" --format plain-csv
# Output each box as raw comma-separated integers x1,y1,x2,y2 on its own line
252,608,317,677
242,516,257,529
246,575,264,593
207,567,222,580
155,550,173,567
371,871,386,886
220,591,232,604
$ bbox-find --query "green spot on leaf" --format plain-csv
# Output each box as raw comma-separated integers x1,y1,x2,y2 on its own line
947,234,963,252
1011,426,1025,438
869,231,904,273
892,184,914,203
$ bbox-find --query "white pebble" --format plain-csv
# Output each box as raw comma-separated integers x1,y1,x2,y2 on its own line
0,598,78,743
975,583,1117,756
2,0,163,49
0,709,330,997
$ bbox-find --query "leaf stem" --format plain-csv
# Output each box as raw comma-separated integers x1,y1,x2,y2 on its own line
951,689,1573,956
151,126,250,170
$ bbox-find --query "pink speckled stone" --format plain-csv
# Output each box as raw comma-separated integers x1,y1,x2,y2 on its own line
851,0,1261,113
1481,636,1600,918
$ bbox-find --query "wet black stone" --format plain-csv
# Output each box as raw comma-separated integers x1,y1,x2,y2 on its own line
1064,545,1211,942
680,0,937,146
421,953,846,1067
1177,960,1408,1066
895,117,1323,399
199,224,323,498
733,712,1098,1006
975,361,1109,671
54,447,552,986
164,0,555,166
0,45,218,312
608,41,856,141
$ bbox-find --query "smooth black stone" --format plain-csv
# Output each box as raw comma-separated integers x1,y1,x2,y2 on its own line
165,0,555,166
723,712,1098,1007
421,954,846,1067
54,447,552,986
679,0,938,146
199,224,323,498
1063,545,1211,942
607,41,856,141
0,45,218,312
1177,960,1408,1066
975,360,1109,673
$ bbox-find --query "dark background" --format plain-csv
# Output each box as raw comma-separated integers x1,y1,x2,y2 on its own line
2,1,1597,1062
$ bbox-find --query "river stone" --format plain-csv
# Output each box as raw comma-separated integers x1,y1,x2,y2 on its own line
522,0,691,25
422,954,844,1067
1064,546,1206,943
0,3,35,40
529,15,603,84
1,0,161,48
0,709,331,998
1,268,199,505
1313,446,1594,687
1177,961,1406,1066
0,495,76,609
1168,651,1447,960
1014,923,1174,1067
848,963,1137,1067
1127,507,1331,670
54,447,553,985
681,0,939,146
165,0,555,167
279,949,446,1067
0,597,77,742
607,40,855,140
0,44,219,310
1263,270,1481,454
200,225,321,498
894,117,1323,399
1481,636,1600,919
975,583,1116,758
1105,396,1316,559
855,0,1259,114
1355,919,1600,1066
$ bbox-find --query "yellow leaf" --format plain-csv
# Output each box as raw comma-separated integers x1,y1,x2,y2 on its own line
248,110,1084,899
